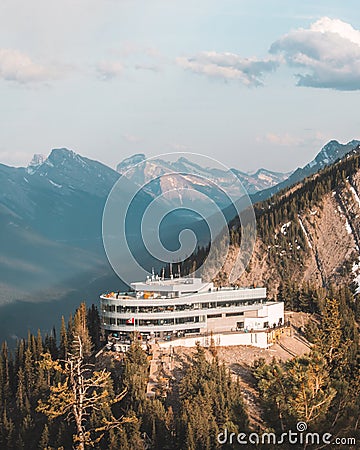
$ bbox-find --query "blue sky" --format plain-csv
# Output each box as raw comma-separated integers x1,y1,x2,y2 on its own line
0,0,360,172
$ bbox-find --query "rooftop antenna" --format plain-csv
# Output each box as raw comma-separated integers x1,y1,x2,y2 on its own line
178,264,181,278
170,263,173,279
151,267,155,281
161,267,165,280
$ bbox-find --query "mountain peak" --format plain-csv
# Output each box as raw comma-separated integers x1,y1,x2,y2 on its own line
26,153,46,174
347,139,360,147
116,153,146,173
48,148,77,161
28,154,46,168
314,139,360,167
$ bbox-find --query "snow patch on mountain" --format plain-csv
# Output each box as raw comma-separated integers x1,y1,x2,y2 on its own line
352,259,360,294
349,183,360,209
281,222,291,235
48,179,62,188
298,216,312,249
26,153,46,174
345,219,352,235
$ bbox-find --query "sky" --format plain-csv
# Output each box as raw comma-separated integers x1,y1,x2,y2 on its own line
0,0,360,172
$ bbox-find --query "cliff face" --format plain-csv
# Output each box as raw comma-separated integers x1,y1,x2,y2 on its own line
215,149,360,296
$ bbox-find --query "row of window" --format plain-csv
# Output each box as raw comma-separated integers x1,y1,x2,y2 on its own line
103,311,246,327
102,299,264,314
103,315,206,327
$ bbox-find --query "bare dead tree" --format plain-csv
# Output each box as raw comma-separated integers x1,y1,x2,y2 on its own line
37,335,130,450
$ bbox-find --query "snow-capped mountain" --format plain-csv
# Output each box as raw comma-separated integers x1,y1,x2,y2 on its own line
27,153,46,173
306,140,360,171
116,154,291,210
253,139,360,203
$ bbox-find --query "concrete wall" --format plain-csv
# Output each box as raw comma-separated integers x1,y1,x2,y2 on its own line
206,315,240,332
243,302,284,330
205,302,284,333
159,330,270,349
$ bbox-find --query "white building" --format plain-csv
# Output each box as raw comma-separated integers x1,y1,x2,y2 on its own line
100,277,284,348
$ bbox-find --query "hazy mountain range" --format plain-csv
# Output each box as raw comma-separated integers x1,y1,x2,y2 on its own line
116,153,291,202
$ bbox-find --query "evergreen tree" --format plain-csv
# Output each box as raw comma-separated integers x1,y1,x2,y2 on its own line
38,424,49,450
87,305,101,351
71,303,93,358
59,316,68,361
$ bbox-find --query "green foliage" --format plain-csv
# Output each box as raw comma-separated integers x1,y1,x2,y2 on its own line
252,287,360,439
177,345,248,449
0,277,359,450
0,302,130,450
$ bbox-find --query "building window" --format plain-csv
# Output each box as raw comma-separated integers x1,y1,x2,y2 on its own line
237,321,244,329
225,312,244,317
207,313,222,319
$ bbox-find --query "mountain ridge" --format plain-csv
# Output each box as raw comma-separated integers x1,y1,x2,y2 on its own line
252,139,360,204
211,145,360,301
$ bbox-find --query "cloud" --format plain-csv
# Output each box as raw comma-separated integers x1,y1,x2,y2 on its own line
270,17,360,90
257,130,333,148
122,133,141,143
96,61,124,80
257,133,304,146
176,18,360,91
0,48,57,84
96,43,163,80
176,52,279,86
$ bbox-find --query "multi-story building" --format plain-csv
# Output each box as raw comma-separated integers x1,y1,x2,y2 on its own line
100,276,284,347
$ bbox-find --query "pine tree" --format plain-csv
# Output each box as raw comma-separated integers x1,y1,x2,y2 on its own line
87,305,101,351
16,367,26,413
59,316,68,361
284,351,336,424
1,342,12,404
24,347,35,398
36,329,43,360
38,424,50,450
71,303,93,358
316,298,342,364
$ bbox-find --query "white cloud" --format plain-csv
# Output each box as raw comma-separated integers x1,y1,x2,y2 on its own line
177,18,360,91
0,48,57,84
176,52,279,87
122,133,141,143
270,17,360,90
257,133,304,146
96,61,124,80
257,130,334,149
96,43,162,80
311,17,360,46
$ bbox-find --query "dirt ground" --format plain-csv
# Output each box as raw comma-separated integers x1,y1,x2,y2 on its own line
168,311,312,430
